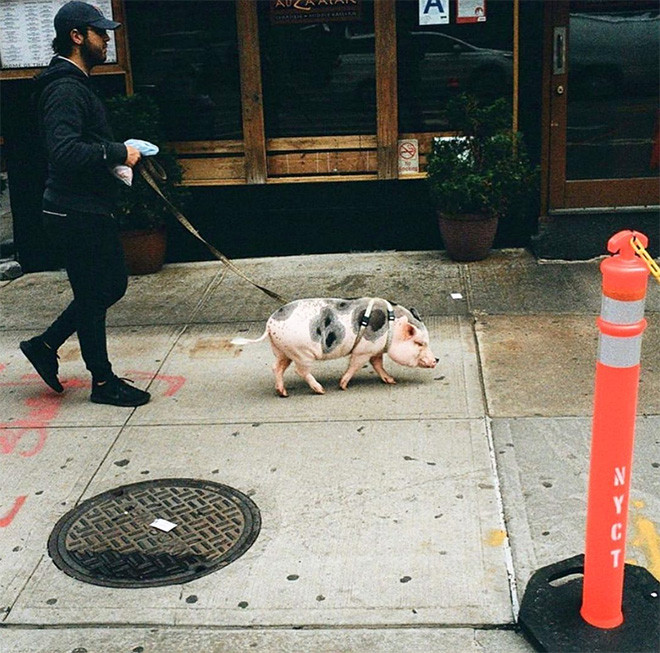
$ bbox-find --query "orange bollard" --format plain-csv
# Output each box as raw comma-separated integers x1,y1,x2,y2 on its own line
580,230,650,629
519,231,658,650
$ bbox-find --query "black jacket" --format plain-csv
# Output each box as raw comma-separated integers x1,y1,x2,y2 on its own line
34,57,127,214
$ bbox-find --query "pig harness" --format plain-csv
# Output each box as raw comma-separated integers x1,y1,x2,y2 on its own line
352,298,396,353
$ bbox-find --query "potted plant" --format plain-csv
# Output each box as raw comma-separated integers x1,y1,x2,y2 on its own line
426,94,538,261
106,93,188,274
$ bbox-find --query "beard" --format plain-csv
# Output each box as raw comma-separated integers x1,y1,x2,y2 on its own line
80,38,107,69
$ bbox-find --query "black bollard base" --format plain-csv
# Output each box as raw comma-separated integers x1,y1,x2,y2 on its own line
519,554,659,652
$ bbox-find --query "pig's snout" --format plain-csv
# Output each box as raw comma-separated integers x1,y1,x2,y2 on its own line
419,355,438,369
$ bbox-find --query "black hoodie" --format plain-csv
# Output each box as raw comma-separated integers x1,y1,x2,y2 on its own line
33,56,127,215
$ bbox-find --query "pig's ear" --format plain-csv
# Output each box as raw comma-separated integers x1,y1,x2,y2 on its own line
400,319,417,340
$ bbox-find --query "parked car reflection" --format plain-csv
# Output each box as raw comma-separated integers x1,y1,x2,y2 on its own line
567,10,659,180
570,11,659,99
330,27,512,106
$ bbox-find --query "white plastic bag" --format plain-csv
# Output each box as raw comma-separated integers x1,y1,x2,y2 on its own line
111,139,160,186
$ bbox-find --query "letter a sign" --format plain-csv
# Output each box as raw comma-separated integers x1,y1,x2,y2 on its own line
420,0,449,25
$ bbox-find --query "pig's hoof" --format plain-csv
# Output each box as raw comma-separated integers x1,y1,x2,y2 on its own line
276,388,289,398
312,387,325,395
382,377,396,385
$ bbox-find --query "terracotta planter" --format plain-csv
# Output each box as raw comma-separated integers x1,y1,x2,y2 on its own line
120,227,167,275
437,211,498,262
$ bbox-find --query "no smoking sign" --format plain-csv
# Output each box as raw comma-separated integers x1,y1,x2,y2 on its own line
398,139,419,174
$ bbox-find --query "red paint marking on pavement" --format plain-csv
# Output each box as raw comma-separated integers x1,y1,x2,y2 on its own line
0,424,49,457
0,394,62,457
0,367,184,527
0,495,27,528
0,373,84,388
7,374,90,389
24,395,62,420
0,377,38,387
1,368,184,455
124,371,186,397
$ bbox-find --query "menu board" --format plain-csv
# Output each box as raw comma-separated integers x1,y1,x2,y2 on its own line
0,0,117,70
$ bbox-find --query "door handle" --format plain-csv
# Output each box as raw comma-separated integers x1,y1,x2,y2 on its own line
553,27,567,75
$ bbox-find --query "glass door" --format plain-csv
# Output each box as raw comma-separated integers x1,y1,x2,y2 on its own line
547,1,659,209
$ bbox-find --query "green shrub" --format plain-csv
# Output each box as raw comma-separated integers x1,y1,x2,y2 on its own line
427,94,538,220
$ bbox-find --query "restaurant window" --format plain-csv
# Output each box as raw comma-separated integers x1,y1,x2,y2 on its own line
257,0,376,138
396,0,514,132
119,0,518,185
124,0,242,140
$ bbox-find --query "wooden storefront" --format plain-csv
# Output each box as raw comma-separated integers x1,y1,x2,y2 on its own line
1,0,658,267
1,0,519,180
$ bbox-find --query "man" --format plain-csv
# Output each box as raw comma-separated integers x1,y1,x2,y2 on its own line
20,1,150,407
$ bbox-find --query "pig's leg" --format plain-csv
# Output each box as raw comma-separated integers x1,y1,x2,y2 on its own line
370,354,396,385
339,353,371,390
294,362,325,395
272,351,292,397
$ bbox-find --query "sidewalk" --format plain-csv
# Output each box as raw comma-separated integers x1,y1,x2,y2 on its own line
1,249,658,652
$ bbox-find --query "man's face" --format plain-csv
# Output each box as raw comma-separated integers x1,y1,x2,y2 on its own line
81,26,109,67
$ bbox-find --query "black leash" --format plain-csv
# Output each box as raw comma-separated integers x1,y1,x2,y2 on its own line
137,159,288,305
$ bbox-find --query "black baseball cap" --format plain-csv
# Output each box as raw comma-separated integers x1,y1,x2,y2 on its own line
54,1,121,35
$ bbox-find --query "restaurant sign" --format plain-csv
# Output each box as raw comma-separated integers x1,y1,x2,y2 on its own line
270,0,362,25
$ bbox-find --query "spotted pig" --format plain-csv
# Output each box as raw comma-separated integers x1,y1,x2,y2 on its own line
232,297,438,397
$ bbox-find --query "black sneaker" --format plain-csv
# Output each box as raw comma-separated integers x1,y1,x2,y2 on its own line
19,337,63,393
91,376,151,407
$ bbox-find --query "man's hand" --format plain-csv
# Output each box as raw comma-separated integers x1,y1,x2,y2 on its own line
125,145,142,168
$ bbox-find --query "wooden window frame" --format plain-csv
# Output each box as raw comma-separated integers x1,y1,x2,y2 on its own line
170,0,519,187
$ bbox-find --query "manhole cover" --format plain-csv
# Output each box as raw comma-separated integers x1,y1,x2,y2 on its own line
48,478,261,588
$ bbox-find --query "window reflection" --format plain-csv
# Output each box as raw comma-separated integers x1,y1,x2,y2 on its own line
260,0,514,138
567,6,659,180
397,0,513,132
259,2,376,137
124,0,516,141
125,1,242,140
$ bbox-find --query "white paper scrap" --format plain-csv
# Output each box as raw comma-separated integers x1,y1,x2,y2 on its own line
150,518,177,532
450,293,464,300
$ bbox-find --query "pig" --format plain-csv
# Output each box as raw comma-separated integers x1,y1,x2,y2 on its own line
231,297,438,397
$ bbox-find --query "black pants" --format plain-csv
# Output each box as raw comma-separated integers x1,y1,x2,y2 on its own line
42,200,128,383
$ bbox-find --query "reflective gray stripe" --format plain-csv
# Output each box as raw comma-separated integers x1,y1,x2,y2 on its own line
598,334,643,367
600,297,646,324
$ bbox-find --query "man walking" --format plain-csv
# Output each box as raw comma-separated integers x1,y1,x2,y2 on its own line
20,1,150,407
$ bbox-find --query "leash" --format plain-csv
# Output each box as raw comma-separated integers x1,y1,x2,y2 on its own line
137,159,288,305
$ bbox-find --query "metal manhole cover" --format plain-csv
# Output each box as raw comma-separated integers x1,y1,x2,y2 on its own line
48,478,261,588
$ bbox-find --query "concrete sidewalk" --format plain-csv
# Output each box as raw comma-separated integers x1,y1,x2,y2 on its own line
1,249,658,652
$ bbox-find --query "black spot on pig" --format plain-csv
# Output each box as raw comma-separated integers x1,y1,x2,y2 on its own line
272,302,297,321
368,309,386,332
310,307,345,354
353,303,389,342
410,307,422,322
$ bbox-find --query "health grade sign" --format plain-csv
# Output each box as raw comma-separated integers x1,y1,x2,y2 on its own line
420,0,487,26
419,0,449,25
